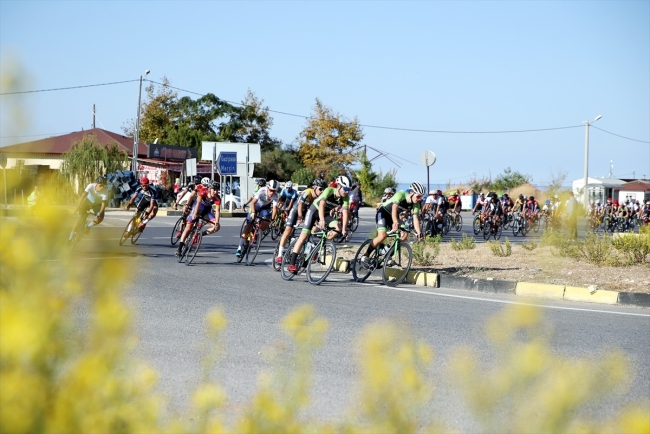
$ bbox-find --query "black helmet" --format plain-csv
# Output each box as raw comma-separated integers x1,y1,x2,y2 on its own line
313,178,327,189
95,176,107,185
529,196,535,201
257,178,267,187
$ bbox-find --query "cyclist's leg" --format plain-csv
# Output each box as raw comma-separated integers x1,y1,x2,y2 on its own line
237,208,256,254
176,213,197,255
278,209,299,261
288,205,318,270
365,209,390,258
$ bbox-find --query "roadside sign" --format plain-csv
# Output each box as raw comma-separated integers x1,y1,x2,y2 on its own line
186,158,197,177
0,153,6,169
419,150,436,167
217,152,237,175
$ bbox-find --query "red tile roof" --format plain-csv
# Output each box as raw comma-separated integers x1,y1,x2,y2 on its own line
0,128,148,157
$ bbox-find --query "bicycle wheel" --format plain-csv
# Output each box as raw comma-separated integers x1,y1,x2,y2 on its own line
245,228,262,266
239,218,247,236
270,219,280,240
512,218,520,236
493,222,503,240
171,217,185,245
483,220,492,240
272,242,282,271
349,216,359,232
185,229,203,265
454,214,463,231
532,217,541,233
352,239,376,283
131,222,144,244
177,238,190,263
306,240,336,285
473,216,482,235
281,239,299,280
423,220,434,238
442,214,451,235
120,217,136,246
382,241,412,287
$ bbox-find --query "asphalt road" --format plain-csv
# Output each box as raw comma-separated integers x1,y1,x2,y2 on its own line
58,208,649,430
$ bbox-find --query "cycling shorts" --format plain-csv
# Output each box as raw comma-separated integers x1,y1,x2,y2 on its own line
285,208,299,228
375,207,393,232
79,198,103,216
301,205,320,234
247,207,271,222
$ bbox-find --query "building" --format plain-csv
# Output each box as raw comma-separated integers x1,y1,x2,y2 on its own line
572,176,650,205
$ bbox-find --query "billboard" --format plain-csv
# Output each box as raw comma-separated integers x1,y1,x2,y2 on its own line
147,144,198,161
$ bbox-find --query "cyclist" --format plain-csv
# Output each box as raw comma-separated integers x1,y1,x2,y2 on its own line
526,196,540,224
376,187,395,209
358,181,425,268
485,193,504,231
175,180,221,257
448,190,462,215
472,192,488,220
285,175,351,274
126,177,159,231
501,193,513,214
429,190,448,232
616,200,630,229
349,183,363,222
236,179,279,257
278,181,299,214
70,176,108,240
242,178,267,209
642,201,650,225
274,178,327,266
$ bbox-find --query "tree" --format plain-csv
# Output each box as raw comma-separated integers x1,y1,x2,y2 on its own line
491,167,532,191
122,76,179,143
254,145,303,181
546,169,568,197
297,99,364,179
290,168,316,186
354,150,377,199
60,134,129,190
229,89,282,152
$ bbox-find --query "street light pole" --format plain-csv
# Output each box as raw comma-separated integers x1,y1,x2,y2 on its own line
132,69,150,175
583,115,602,208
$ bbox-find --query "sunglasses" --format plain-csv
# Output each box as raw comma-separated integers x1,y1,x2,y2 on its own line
415,194,423,201
341,187,350,192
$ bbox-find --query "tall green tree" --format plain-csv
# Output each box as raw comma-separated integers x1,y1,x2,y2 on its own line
297,99,364,179
60,134,129,189
354,150,377,198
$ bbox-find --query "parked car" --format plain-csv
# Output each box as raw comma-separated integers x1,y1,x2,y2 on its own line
222,194,241,211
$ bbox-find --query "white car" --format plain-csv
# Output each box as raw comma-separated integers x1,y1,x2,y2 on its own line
222,194,241,211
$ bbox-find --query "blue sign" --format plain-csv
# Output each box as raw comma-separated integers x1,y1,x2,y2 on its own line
217,152,237,175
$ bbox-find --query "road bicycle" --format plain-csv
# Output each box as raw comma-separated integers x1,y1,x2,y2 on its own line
69,209,97,250
483,214,503,241
280,227,339,285
236,216,270,266
472,213,486,235
351,228,413,287
170,205,191,245
176,219,205,265
270,212,286,241
119,207,149,246
511,212,529,237
451,212,463,232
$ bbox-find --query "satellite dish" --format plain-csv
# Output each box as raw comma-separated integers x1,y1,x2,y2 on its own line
419,150,436,167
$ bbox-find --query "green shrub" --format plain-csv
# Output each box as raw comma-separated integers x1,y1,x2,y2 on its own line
520,241,538,251
450,234,476,251
412,235,441,266
487,237,512,257
611,233,650,264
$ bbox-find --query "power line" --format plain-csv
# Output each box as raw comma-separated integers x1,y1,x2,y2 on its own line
0,79,139,95
590,125,650,144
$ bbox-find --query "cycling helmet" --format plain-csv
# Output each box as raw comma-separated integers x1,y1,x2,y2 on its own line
428,190,436,195
140,177,150,185
194,175,202,183
200,177,211,187
385,187,394,194
529,196,534,201
95,176,107,185
498,194,503,198
545,200,551,205
646,201,650,205
409,182,426,196
257,178,267,187
607,198,612,202
336,175,351,188
503,194,509,198
518,194,524,199
285,181,293,189
480,193,485,197
614,200,619,206
267,180,279,191
437,189,443,196
209,180,220,190
312,178,327,189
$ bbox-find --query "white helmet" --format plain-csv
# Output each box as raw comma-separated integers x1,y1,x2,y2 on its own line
201,177,211,187
336,175,351,188
285,181,293,188
267,179,279,191
384,187,393,194
409,182,426,196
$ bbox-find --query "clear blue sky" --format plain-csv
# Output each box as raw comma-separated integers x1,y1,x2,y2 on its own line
1,1,648,187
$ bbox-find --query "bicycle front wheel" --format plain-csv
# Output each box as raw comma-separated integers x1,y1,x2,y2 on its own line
131,223,144,244
171,217,185,245
349,216,359,232
352,239,380,283
271,220,281,240
483,221,492,240
454,214,463,231
272,241,282,271
473,216,482,235
306,240,336,285
245,229,262,266
185,230,202,265
281,239,298,280
120,217,136,246
382,242,412,287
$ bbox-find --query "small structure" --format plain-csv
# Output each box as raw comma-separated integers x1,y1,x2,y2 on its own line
572,177,628,205
615,180,650,204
